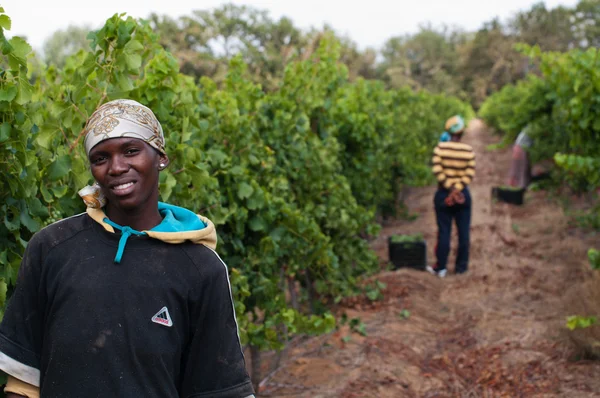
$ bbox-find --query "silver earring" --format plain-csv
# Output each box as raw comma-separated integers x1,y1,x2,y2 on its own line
159,163,165,168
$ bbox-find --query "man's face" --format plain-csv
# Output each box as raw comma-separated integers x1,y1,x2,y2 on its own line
89,138,168,212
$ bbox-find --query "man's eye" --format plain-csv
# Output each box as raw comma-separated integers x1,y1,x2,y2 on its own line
92,156,107,164
125,148,140,155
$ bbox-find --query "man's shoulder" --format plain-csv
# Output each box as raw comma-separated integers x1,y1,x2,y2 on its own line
30,213,92,251
179,243,231,279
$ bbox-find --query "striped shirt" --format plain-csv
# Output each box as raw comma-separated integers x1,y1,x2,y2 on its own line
431,141,476,191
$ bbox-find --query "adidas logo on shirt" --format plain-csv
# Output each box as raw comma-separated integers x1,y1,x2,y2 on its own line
151,306,173,327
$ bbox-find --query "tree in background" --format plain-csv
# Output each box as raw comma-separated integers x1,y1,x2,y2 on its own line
378,25,467,98
42,25,92,67
510,2,576,52
149,4,311,90
35,0,597,105
459,19,524,107
572,0,600,48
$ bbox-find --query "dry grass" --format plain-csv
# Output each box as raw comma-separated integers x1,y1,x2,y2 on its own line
563,271,600,359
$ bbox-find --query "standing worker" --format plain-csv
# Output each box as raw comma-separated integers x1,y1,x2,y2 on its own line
427,115,476,278
0,99,255,398
507,126,533,188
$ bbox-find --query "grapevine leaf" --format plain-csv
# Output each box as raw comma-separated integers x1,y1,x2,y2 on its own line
160,172,177,201
124,53,142,71
117,74,134,91
0,122,10,142
0,279,6,307
589,249,600,270
15,75,33,105
40,184,54,203
237,182,254,200
0,85,17,102
248,216,267,232
47,155,72,181
51,186,69,198
19,210,39,233
28,198,48,218
3,213,19,232
0,15,11,30
7,37,31,69
0,29,12,54
124,39,144,52
35,127,55,149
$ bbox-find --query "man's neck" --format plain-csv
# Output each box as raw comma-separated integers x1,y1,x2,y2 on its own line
105,202,163,231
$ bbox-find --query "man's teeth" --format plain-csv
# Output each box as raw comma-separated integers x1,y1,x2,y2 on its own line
114,182,134,190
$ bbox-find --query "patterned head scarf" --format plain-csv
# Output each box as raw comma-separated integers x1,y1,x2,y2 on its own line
83,99,166,156
78,99,166,208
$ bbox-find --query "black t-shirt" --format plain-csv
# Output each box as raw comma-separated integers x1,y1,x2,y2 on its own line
0,213,254,397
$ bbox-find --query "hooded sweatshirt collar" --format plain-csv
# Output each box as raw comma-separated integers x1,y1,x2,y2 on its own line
86,202,218,263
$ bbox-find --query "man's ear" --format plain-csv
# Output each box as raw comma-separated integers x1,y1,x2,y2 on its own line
158,154,170,171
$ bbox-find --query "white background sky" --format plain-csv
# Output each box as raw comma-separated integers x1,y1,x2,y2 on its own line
4,0,579,52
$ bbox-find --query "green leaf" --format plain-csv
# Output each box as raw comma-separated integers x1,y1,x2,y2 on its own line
3,212,19,232
248,216,267,232
15,75,33,105
36,127,55,149
40,184,54,203
28,198,49,218
20,210,40,233
7,37,31,68
0,279,6,307
589,249,600,270
124,53,142,71
124,39,144,52
51,186,69,198
237,182,254,200
0,14,11,30
0,30,12,54
229,166,244,176
117,74,134,91
0,85,17,102
0,122,10,142
567,315,598,331
47,155,72,181
160,172,177,201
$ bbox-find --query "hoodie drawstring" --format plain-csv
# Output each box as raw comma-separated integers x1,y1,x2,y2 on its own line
102,218,147,264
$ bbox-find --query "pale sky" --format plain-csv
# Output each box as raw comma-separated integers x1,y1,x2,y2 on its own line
4,0,579,52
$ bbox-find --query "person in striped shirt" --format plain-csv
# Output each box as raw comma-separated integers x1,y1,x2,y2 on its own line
427,115,475,278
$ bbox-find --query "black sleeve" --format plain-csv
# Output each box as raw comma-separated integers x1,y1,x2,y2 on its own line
0,233,45,386
180,249,254,398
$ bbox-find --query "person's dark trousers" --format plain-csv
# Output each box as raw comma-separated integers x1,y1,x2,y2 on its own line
434,187,472,273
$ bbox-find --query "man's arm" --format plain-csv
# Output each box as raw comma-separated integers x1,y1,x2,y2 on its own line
459,153,476,189
0,233,45,391
432,146,451,188
179,247,255,398
5,375,39,398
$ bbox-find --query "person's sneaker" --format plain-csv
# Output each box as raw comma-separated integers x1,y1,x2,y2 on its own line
426,266,447,278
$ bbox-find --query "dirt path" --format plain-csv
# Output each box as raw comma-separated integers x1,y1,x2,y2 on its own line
259,121,600,397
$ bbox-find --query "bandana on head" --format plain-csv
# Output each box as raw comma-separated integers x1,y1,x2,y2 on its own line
78,99,166,208
83,99,166,156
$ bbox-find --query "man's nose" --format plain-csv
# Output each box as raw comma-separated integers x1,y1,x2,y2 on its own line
108,155,129,175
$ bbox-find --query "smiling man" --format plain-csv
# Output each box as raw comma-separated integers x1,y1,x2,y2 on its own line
0,99,255,398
